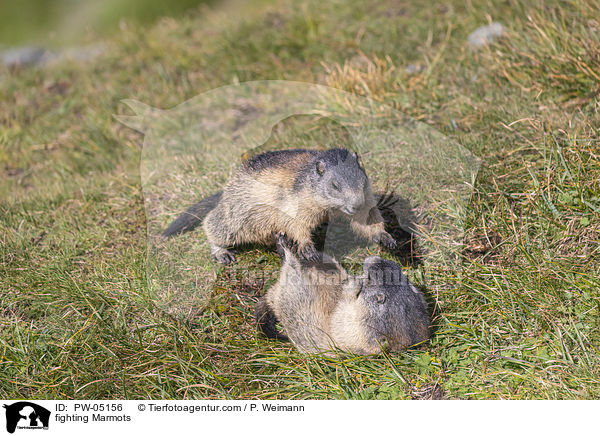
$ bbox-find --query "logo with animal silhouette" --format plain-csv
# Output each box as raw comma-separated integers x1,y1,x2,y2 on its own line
3,402,50,434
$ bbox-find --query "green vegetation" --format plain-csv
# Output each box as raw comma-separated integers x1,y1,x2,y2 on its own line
1,0,599,399
0,0,212,46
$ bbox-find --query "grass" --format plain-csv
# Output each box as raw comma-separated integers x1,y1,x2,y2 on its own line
1,0,599,399
0,0,213,46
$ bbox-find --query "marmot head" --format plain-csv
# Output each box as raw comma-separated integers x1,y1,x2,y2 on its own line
338,256,430,353
311,148,367,214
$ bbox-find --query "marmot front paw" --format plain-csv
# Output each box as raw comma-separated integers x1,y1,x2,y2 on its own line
373,231,397,250
298,243,321,263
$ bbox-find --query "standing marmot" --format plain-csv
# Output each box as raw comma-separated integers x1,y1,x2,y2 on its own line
255,233,430,355
163,148,396,264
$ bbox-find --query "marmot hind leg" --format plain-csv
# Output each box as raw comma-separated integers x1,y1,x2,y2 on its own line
211,246,237,265
203,211,238,264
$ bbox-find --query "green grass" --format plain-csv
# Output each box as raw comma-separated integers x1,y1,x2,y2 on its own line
0,0,213,46
1,0,599,399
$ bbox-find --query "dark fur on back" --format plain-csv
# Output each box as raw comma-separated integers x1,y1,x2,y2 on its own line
243,148,362,192
242,149,318,172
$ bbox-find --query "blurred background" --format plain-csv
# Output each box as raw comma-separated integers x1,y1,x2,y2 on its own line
0,0,213,46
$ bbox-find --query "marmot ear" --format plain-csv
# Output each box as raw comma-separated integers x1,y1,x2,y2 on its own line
316,161,326,176
352,151,358,159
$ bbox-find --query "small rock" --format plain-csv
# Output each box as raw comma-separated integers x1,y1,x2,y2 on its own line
0,46,48,68
468,22,505,49
0,43,105,70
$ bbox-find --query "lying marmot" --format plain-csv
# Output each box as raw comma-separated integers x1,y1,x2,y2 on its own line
163,148,396,264
255,233,430,355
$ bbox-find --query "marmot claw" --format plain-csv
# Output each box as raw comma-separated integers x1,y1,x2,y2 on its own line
374,231,397,250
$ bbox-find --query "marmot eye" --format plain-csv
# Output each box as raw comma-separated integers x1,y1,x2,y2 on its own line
376,293,386,304
331,181,341,191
